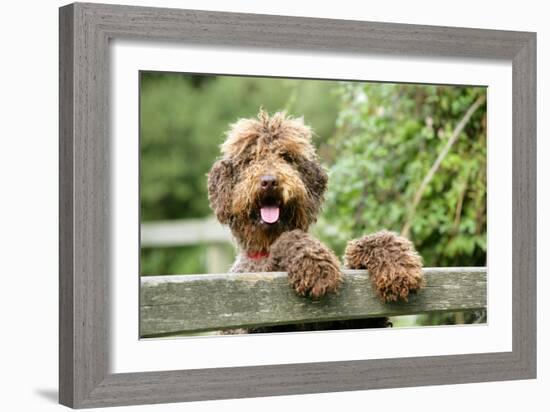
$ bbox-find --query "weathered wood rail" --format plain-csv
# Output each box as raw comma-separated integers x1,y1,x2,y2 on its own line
140,267,486,337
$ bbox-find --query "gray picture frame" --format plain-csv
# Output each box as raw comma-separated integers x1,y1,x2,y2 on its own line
59,2,536,408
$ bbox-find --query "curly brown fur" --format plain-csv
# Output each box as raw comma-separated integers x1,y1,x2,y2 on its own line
208,110,423,333
269,230,342,298
345,231,425,302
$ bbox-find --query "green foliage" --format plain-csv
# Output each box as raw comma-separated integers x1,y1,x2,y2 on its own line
314,83,487,267
140,245,207,276
140,244,235,276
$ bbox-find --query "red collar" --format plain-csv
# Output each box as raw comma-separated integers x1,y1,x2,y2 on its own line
247,250,269,260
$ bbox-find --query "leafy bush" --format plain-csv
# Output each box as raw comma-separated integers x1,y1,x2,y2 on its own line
314,83,487,267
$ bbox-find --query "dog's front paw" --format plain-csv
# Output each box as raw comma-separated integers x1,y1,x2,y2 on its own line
268,229,343,299
345,231,424,302
287,252,343,299
370,264,424,302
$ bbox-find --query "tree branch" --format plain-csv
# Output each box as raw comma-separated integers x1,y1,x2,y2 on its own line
400,94,486,238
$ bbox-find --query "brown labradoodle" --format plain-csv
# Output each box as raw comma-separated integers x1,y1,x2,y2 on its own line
207,110,424,331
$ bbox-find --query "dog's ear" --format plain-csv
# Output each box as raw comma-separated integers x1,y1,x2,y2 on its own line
299,158,328,211
207,158,234,224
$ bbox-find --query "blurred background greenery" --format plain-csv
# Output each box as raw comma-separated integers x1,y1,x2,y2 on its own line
140,71,487,327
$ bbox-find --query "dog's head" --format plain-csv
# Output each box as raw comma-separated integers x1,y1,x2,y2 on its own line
207,110,328,252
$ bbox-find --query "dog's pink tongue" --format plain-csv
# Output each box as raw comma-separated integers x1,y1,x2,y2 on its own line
260,206,280,224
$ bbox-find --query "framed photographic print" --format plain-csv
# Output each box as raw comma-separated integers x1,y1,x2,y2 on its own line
59,2,536,408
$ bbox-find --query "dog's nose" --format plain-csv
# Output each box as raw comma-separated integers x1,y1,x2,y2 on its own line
260,175,278,190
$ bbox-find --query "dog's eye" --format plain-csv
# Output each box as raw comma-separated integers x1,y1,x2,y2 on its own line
281,152,294,163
